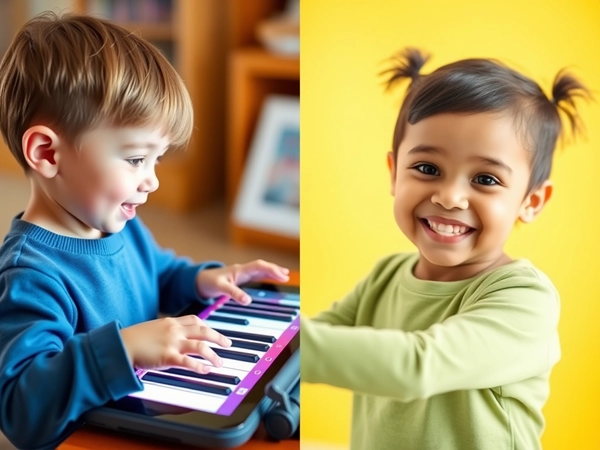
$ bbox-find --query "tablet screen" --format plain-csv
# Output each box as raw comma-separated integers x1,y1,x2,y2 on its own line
127,283,300,417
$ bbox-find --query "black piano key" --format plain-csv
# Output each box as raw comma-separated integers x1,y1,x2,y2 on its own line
213,328,276,343
213,348,260,363
218,307,294,323
246,298,299,310
163,368,240,385
230,339,270,352
208,314,249,325
143,372,231,396
225,301,298,315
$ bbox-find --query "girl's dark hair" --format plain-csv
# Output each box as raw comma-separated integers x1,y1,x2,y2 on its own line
381,48,591,192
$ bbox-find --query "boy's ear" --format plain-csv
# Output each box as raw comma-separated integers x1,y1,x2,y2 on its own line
519,180,553,223
22,125,61,178
387,151,396,196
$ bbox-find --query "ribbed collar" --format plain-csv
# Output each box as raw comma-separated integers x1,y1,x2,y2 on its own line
9,215,124,256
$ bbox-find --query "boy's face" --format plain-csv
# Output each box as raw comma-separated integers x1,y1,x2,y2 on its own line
51,124,169,237
388,112,547,280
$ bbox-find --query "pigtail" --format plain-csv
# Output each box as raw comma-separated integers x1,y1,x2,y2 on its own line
551,69,592,139
380,48,430,91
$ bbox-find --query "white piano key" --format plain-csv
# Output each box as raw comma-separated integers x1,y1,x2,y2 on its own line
242,290,300,307
225,300,298,315
209,311,290,331
205,320,285,339
153,369,241,391
207,365,250,380
248,298,300,309
130,381,224,413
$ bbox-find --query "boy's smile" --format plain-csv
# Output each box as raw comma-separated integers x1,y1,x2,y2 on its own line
388,112,550,281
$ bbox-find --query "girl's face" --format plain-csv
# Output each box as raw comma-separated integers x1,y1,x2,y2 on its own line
388,112,549,281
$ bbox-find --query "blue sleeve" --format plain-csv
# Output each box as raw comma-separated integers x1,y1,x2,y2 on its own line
0,268,142,449
131,218,224,315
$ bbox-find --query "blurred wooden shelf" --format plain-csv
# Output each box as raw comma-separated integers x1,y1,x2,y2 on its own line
231,47,299,79
227,47,299,253
117,22,174,41
230,222,299,253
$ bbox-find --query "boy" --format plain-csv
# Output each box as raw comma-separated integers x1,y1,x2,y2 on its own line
301,48,590,449
0,12,289,449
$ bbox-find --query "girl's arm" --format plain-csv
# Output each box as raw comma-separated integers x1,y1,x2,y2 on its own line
301,269,560,401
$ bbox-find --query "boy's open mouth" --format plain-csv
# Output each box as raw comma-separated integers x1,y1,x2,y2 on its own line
420,218,474,237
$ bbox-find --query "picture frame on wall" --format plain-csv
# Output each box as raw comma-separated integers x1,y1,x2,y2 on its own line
233,95,299,238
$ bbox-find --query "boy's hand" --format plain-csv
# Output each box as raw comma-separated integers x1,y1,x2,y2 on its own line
120,315,232,373
196,260,290,305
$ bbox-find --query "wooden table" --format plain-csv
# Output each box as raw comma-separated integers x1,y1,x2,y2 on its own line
60,272,300,450
60,424,299,449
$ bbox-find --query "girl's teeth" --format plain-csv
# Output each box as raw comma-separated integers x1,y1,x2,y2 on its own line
427,220,468,236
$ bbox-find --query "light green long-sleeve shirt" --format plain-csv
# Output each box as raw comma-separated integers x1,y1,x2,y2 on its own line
301,253,560,450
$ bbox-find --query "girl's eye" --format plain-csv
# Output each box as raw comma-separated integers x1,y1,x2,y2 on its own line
413,163,439,176
473,174,499,186
127,158,145,167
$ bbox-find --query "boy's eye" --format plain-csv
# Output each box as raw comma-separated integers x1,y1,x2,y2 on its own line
127,158,145,167
473,174,500,186
412,163,439,176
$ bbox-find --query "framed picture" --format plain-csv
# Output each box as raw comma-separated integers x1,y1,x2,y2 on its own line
233,95,299,238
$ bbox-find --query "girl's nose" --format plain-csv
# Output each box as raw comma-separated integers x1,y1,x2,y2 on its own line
430,180,468,210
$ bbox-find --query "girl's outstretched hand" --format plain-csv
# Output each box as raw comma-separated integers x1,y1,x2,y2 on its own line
196,259,290,305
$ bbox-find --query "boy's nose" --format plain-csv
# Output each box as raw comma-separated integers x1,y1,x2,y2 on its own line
139,169,159,193
430,180,469,210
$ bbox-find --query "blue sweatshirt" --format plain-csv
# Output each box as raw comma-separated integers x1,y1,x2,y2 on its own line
0,215,221,449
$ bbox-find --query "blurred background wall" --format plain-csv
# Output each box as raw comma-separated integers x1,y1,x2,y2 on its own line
301,1,600,449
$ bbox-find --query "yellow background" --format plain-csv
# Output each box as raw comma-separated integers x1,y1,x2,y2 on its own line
300,0,600,448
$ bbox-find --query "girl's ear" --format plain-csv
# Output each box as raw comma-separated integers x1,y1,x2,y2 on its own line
387,151,396,196
519,180,553,223
22,125,61,178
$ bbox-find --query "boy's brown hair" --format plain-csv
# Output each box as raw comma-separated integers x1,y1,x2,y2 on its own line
0,12,193,171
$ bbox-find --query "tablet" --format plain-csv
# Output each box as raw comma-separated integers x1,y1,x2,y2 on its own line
84,282,300,448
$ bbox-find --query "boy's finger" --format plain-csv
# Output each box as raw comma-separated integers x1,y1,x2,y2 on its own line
177,314,205,326
170,352,211,374
243,260,290,281
180,339,224,369
183,322,232,348
184,356,212,374
269,268,290,281
227,285,252,305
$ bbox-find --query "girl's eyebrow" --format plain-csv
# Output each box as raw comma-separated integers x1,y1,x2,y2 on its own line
471,156,513,175
407,144,441,156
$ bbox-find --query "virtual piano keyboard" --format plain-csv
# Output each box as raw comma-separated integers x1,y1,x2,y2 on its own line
129,287,300,416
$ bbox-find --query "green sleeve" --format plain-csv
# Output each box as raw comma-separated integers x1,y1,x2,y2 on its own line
310,275,366,326
300,270,560,402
